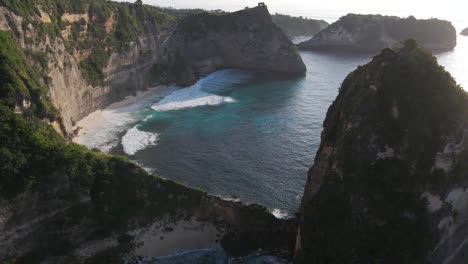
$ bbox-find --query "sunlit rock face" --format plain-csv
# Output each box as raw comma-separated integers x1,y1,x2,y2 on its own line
295,40,468,264
298,14,457,53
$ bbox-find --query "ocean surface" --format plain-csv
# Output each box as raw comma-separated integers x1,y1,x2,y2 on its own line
73,11,468,261
78,31,468,217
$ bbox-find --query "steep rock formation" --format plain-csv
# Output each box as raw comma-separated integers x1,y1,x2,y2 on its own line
461,28,468,36
295,40,468,264
0,2,304,136
163,5,306,84
298,14,457,53
271,14,329,38
0,2,174,135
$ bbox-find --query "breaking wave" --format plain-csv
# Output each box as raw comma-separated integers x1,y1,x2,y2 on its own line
122,126,158,156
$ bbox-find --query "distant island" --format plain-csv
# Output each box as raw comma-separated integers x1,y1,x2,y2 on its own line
462,28,468,36
298,14,457,53
271,13,329,38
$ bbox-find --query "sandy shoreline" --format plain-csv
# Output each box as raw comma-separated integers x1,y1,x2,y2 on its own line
72,85,174,149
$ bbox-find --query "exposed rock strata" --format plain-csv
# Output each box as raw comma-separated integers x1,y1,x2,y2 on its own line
298,14,457,53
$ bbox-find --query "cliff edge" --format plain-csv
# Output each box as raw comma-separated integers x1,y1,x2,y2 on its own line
298,14,457,53
295,40,468,264
163,5,306,85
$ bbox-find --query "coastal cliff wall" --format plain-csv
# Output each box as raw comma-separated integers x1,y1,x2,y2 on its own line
0,1,173,135
298,14,457,53
0,2,304,136
295,40,468,264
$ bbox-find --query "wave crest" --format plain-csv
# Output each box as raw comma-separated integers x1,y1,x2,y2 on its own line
122,126,158,156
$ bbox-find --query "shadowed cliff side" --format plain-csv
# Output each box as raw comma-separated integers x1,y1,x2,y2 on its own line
295,40,468,264
162,5,306,85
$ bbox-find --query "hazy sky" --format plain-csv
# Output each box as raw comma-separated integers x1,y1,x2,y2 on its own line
115,0,466,22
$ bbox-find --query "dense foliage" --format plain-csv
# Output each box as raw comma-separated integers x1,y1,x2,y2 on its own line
297,40,468,264
271,14,328,38
0,0,177,86
0,29,204,224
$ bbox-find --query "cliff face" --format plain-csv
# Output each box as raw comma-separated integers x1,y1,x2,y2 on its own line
0,2,174,135
163,5,306,84
0,2,304,136
271,14,329,38
298,14,457,53
295,40,468,264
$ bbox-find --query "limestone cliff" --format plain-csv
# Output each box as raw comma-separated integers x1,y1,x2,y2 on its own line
271,14,329,38
295,40,468,264
0,1,174,135
298,14,457,53
163,5,306,84
0,2,304,136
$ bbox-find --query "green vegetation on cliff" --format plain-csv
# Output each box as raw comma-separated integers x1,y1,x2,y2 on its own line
0,30,205,261
0,0,176,86
297,40,468,264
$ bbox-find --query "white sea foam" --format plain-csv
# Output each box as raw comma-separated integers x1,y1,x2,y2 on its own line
122,126,158,156
270,208,291,219
73,86,171,152
151,70,250,112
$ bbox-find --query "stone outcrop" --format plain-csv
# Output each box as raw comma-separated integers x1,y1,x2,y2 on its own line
461,28,468,36
271,14,329,38
163,5,306,85
298,14,457,53
295,40,468,264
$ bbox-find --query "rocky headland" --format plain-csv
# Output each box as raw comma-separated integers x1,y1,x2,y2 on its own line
163,5,306,85
298,14,457,53
271,14,329,38
295,40,468,264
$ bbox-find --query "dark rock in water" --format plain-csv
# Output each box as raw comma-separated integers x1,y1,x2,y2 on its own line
295,40,468,264
271,14,329,38
298,14,457,53
164,5,306,85
461,28,468,36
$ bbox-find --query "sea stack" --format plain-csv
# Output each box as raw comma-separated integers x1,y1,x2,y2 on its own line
163,4,307,85
298,14,457,53
295,40,468,264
